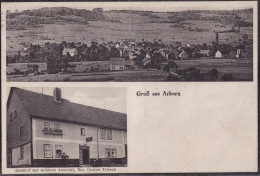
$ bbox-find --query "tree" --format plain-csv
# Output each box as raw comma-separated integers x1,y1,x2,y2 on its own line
202,43,208,50
209,68,219,81
163,61,179,72
133,54,145,67
222,74,233,81
184,67,201,81
108,47,120,58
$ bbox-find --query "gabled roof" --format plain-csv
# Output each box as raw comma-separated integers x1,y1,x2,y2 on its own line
179,51,188,57
199,50,210,54
110,58,125,65
62,48,77,53
9,88,127,131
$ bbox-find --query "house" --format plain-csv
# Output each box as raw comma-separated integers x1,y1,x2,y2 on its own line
145,53,151,59
236,49,242,58
62,48,78,57
179,51,189,60
215,50,222,58
7,88,127,167
129,51,137,60
199,50,211,57
110,58,125,71
167,52,177,60
159,49,171,60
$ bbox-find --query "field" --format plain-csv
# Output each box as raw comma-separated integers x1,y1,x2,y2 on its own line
6,58,253,82
6,9,253,56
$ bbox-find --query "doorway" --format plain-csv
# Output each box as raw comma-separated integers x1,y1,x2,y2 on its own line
83,148,89,164
79,145,90,165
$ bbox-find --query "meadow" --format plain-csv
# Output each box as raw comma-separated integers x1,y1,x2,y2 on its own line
7,58,253,82
6,9,253,56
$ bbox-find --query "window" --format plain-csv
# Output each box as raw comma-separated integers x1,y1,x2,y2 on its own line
100,128,113,140
19,126,25,137
100,128,106,139
10,112,13,122
105,148,117,158
107,129,113,140
43,144,52,158
81,128,85,136
13,110,17,119
55,145,63,158
44,122,51,129
20,145,24,159
111,149,117,158
54,123,61,130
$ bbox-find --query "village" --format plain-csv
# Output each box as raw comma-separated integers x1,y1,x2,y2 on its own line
6,30,252,81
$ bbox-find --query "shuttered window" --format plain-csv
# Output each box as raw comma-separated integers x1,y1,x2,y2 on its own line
54,123,61,130
100,128,113,140
44,122,51,129
107,129,113,140
100,128,106,139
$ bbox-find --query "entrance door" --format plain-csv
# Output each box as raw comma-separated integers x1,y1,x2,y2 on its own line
83,148,89,164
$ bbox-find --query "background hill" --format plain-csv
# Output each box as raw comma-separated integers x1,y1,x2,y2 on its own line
6,7,253,56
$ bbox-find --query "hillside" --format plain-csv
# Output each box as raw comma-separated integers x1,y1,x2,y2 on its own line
6,7,253,56
7,7,253,30
6,7,106,30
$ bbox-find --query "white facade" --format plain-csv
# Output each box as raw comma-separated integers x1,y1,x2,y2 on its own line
215,50,222,58
110,65,124,71
32,118,127,163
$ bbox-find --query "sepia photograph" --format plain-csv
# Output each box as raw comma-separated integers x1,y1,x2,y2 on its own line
3,2,254,82
1,1,258,175
6,87,127,167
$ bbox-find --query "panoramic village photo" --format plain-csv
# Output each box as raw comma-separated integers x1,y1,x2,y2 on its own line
6,87,127,167
5,3,253,81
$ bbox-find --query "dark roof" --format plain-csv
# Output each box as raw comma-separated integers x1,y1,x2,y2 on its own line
10,88,127,131
110,58,125,65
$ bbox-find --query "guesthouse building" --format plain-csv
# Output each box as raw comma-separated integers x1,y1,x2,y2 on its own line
110,58,125,71
7,88,127,167
62,48,78,57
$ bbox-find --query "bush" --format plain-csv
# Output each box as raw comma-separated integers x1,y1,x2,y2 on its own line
184,67,201,81
163,61,178,72
63,77,71,81
27,64,40,75
209,68,219,81
13,68,23,75
167,74,183,81
222,74,233,81
175,67,202,81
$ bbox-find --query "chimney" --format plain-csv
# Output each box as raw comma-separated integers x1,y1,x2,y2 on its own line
53,88,61,102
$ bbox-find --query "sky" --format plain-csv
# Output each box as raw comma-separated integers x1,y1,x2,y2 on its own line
3,1,254,13
8,87,126,113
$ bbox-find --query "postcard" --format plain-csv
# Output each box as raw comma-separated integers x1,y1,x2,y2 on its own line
1,1,258,174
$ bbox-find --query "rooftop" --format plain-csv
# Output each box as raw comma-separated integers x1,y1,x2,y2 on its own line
9,88,127,131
